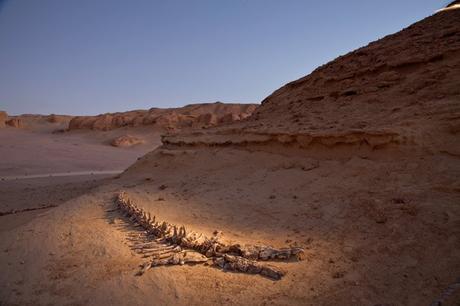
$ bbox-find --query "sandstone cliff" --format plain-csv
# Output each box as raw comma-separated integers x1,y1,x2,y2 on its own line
68,102,257,131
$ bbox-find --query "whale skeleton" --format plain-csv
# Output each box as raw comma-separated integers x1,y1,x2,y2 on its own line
112,191,305,280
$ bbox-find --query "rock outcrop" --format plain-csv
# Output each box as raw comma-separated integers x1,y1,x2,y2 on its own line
0,111,7,128
6,118,23,128
68,102,257,131
0,114,73,131
111,135,145,148
46,114,70,124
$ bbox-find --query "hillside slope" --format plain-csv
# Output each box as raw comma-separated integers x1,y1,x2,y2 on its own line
164,8,460,158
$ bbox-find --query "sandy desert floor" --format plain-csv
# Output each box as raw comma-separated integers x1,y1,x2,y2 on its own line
0,126,162,177
0,120,459,305
0,123,162,228
1,132,459,305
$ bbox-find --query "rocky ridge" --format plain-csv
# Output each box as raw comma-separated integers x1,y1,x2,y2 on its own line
68,102,257,131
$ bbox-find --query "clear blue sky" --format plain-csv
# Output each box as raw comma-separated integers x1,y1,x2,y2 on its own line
0,0,446,115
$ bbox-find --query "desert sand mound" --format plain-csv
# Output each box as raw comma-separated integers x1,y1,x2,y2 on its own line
68,102,257,131
1,6,460,306
111,135,145,147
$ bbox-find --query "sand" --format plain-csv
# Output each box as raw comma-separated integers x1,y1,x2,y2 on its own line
1,142,459,305
0,126,161,177
0,124,160,254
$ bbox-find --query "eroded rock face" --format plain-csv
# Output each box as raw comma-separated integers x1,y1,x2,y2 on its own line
0,111,7,128
92,115,114,131
68,102,257,131
46,114,72,124
111,135,145,147
194,113,218,127
6,118,22,128
219,113,240,125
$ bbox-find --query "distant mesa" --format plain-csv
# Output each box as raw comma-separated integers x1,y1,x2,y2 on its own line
46,114,69,123
0,103,256,132
68,102,257,131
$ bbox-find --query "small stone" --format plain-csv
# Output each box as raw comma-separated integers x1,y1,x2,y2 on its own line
213,230,223,237
374,212,387,224
332,271,345,279
392,198,405,204
159,184,167,190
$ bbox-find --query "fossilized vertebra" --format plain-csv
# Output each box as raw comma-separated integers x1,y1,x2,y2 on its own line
114,191,304,280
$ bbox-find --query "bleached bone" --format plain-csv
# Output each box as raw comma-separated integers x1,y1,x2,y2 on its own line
149,250,181,260
132,245,170,251
114,191,304,280
151,251,209,267
142,246,182,256
215,254,285,280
